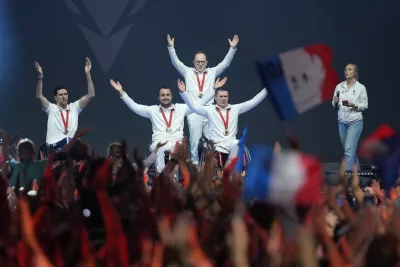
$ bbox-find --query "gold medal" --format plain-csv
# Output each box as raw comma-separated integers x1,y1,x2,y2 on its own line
199,92,203,98
64,129,69,135
224,129,229,136
166,128,172,133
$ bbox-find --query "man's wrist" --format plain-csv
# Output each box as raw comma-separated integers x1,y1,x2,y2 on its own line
38,75,43,80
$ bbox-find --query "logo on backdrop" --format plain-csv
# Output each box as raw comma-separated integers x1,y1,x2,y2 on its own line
62,0,148,73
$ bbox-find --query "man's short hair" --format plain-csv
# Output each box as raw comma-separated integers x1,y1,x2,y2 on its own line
215,88,228,96
54,86,68,96
158,86,171,96
194,50,208,60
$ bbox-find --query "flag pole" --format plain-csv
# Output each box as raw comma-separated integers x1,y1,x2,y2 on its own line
282,120,300,151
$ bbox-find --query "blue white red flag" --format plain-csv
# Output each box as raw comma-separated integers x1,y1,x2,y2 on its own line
243,146,323,207
256,44,339,120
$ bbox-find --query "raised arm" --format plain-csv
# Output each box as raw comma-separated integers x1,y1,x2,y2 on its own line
178,79,209,118
34,62,50,110
167,34,191,76
110,79,151,118
143,141,166,168
182,77,227,115
213,35,239,76
237,88,268,114
79,57,95,110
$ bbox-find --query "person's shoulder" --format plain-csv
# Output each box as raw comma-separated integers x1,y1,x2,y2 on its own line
148,104,159,110
44,102,57,112
9,159,19,168
175,103,188,109
71,100,81,109
336,81,346,88
356,81,366,89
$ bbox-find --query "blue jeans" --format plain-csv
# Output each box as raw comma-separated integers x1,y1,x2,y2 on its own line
338,120,363,171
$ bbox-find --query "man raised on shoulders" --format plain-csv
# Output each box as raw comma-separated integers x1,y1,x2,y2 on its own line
167,33,239,165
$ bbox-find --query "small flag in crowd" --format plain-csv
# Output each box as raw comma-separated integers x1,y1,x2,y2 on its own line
243,146,323,207
256,44,339,120
226,127,248,173
359,124,400,190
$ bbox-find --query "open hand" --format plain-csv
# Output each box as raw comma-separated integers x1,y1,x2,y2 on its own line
85,57,91,73
215,77,227,89
228,35,239,48
154,141,168,153
177,79,185,93
110,79,123,92
167,34,174,47
34,62,43,78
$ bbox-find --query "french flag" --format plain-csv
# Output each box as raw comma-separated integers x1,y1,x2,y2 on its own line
256,44,339,120
226,127,248,173
243,146,323,207
359,124,400,190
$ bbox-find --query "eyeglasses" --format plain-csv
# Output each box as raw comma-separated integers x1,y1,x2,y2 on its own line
195,61,206,65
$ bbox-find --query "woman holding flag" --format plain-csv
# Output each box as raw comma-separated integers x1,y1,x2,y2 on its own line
332,64,368,171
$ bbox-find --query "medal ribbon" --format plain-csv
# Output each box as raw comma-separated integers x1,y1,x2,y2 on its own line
160,107,174,129
216,107,229,132
195,72,206,93
60,110,69,132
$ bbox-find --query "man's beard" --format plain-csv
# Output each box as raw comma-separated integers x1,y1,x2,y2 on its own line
160,101,172,108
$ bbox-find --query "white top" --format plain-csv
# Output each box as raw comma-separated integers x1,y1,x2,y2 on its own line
168,46,236,105
44,100,82,145
120,91,214,143
332,81,368,123
180,89,268,144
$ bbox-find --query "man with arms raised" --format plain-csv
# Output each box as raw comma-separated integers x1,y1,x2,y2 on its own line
35,58,95,152
178,79,267,154
110,77,226,174
167,34,239,165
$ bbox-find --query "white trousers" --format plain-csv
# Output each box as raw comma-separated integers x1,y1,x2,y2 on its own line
187,113,209,164
150,140,179,174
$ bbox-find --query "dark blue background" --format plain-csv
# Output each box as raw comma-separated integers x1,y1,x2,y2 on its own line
1,0,399,161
